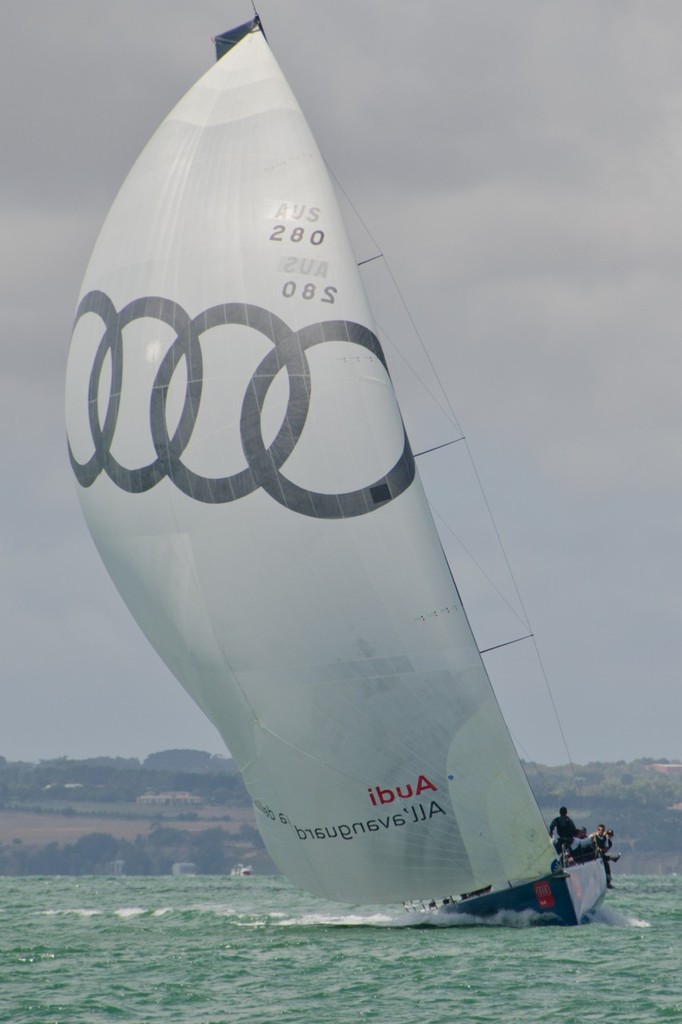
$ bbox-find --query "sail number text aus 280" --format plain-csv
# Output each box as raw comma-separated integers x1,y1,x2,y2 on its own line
269,202,338,304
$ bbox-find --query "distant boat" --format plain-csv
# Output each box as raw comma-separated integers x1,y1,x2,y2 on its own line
230,863,253,878
65,16,606,925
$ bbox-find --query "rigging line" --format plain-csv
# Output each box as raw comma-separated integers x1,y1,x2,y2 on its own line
491,639,578,790
517,754,558,809
458,437,577,776
373,317,457,426
528,632,579,785
508,729,568,817
430,504,530,631
327,184,458,431
415,437,465,458
376,304,576,778
479,634,533,655
326,162,577,777
325,163,464,435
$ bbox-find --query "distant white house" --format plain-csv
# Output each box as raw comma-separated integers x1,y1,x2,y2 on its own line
648,764,682,776
136,791,203,806
172,862,196,875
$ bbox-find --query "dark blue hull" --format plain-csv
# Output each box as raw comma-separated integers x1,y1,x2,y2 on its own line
436,859,606,926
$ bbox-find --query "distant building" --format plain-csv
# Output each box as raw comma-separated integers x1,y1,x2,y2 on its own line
104,859,125,876
172,862,196,875
136,791,203,806
648,764,682,776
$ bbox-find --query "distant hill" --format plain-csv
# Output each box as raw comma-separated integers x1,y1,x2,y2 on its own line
142,749,239,774
523,757,682,874
0,749,272,876
0,751,679,875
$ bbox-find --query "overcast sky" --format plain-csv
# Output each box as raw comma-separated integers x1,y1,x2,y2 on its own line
2,0,681,767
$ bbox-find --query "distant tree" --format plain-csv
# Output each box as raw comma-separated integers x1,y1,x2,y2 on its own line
146,827,189,848
143,750,215,773
206,754,238,775
238,823,260,843
190,828,229,873
28,841,65,875
115,838,152,875
81,757,141,770
67,833,120,874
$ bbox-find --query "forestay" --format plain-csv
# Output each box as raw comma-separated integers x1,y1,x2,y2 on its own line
65,18,554,903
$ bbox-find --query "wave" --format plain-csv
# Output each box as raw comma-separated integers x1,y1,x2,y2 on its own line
589,904,650,928
31,897,651,931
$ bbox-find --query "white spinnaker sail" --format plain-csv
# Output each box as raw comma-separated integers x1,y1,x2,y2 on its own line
65,20,554,903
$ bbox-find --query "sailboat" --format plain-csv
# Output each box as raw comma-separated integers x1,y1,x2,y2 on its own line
230,862,253,878
65,16,606,925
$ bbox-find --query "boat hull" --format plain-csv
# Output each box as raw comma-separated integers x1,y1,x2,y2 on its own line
437,859,607,926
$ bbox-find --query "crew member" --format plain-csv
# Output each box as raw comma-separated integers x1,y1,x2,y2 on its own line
549,806,578,858
592,824,620,888
567,827,596,863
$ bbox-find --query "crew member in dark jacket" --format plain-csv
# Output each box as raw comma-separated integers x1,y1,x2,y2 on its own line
549,806,578,856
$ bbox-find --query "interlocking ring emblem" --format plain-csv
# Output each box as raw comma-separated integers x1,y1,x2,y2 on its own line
68,290,416,519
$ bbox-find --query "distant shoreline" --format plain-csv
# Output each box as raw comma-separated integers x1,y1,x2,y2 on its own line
0,750,679,876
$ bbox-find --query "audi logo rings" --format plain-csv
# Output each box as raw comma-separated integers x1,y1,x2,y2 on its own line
68,290,416,519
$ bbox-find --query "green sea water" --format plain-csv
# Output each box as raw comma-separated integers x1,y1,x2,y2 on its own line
1,874,679,1024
